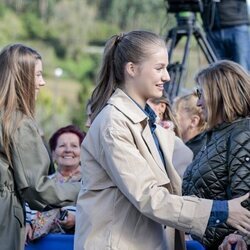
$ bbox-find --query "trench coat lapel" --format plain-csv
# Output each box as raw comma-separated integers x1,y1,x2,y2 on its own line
155,127,174,164
108,88,169,175
155,127,182,195
141,123,167,174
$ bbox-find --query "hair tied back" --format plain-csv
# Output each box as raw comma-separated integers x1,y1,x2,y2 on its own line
115,33,125,45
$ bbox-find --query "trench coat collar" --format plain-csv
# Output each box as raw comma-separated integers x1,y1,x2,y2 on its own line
107,88,148,124
107,88,169,175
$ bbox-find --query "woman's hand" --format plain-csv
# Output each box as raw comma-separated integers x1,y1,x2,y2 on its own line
218,234,247,250
58,212,75,230
25,223,33,243
227,193,250,235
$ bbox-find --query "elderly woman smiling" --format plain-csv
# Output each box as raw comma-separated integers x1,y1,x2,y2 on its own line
26,125,85,241
49,125,85,184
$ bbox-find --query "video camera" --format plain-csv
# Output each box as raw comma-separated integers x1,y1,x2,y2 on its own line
165,0,204,13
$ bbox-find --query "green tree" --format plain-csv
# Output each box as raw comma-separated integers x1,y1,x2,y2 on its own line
0,7,27,45
48,0,96,59
88,0,170,34
0,0,176,136
35,87,71,139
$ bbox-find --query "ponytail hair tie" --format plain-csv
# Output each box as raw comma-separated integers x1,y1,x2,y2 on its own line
115,33,125,45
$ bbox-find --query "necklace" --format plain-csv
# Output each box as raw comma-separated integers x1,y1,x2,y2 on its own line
57,166,81,183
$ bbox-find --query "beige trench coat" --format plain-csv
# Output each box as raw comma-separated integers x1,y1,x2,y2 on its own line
75,88,213,250
0,115,80,250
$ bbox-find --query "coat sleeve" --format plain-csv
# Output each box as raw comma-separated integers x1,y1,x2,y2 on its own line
11,118,80,211
200,128,250,248
228,129,250,206
100,125,213,238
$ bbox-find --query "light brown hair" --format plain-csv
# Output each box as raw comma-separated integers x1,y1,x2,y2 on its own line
174,93,206,133
195,60,250,129
90,30,166,121
0,44,42,164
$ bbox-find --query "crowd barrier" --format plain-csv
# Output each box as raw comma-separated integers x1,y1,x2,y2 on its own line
25,234,205,250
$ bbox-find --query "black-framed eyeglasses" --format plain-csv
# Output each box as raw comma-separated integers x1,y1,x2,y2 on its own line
195,88,202,99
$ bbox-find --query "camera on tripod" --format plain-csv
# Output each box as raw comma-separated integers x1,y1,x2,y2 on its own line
166,0,203,14
164,0,217,100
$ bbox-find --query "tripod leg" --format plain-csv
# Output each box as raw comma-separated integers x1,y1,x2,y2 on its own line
166,27,193,100
174,27,193,97
165,19,218,100
166,28,179,63
194,27,217,63
167,63,182,101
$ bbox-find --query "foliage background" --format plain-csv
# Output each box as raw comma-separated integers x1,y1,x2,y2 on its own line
0,0,207,139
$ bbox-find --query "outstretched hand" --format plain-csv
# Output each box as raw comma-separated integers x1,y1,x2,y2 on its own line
58,212,75,230
227,193,250,235
218,234,247,250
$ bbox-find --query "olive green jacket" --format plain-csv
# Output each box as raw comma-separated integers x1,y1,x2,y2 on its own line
0,115,80,250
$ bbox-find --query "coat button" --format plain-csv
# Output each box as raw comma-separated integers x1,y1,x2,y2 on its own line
245,157,250,162
216,219,220,224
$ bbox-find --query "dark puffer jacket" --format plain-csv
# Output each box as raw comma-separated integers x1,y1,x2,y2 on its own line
183,118,250,249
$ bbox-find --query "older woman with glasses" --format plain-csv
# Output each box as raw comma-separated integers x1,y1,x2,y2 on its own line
173,92,207,158
182,60,250,249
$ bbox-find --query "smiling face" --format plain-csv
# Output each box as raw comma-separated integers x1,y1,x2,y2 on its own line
52,132,81,169
125,46,170,106
34,59,45,99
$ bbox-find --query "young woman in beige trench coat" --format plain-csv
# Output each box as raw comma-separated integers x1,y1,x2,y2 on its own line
74,31,250,250
0,44,80,250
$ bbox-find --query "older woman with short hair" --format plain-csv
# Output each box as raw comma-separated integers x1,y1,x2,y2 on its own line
173,93,207,158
